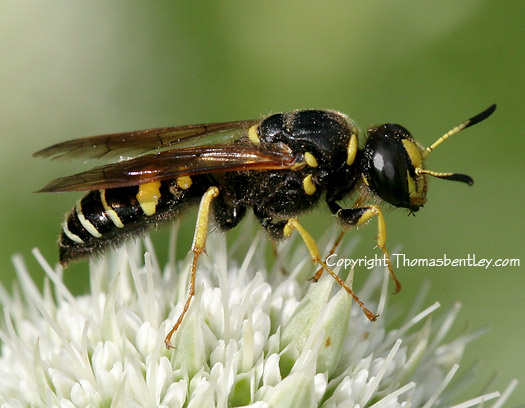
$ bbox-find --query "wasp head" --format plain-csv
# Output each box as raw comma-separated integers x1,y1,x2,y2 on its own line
360,104,496,212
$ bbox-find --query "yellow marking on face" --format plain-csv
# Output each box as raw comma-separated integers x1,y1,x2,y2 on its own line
407,169,427,206
407,171,417,196
305,152,318,167
62,220,84,243
100,190,124,228
76,200,102,237
176,176,192,190
136,181,162,216
248,125,261,145
346,133,358,165
303,174,316,195
401,140,428,206
401,139,423,169
361,173,370,186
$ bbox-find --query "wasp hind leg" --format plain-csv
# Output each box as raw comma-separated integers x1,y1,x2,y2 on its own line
164,186,220,349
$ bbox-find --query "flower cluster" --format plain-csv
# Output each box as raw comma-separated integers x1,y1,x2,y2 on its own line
0,227,516,407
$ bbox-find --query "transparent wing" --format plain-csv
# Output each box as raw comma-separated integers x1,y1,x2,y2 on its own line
33,119,259,160
36,142,301,192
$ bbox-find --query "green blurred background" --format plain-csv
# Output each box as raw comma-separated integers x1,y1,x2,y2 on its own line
1,0,523,404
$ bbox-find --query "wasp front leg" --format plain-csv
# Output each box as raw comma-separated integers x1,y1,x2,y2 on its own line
334,204,401,293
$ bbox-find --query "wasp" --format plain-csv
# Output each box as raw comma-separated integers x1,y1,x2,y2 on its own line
34,104,496,348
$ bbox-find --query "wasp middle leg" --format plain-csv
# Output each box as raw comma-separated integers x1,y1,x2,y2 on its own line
254,209,378,321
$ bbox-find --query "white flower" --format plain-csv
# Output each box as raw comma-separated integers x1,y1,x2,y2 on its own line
0,225,517,407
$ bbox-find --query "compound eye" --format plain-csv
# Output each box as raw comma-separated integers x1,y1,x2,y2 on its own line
365,126,411,208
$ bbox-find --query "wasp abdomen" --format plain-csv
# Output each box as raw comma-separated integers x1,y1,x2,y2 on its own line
59,178,201,265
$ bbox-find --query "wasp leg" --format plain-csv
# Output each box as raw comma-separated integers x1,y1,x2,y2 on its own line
269,240,290,275
253,208,287,240
284,219,377,321
165,186,220,349
258,215,376,321
253,211,376,320
253,212,290,275
309,229,346,282
337,206,401,293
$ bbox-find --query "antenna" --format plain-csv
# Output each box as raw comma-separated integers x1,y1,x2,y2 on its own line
421,104,496,160
416,104,496,185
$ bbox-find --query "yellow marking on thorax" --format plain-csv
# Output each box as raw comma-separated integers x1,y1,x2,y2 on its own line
136,181,162,216
248,125,261,145
305,152,318,167
291,160,306,171
303,174,316,195
346,133,358,165
176,176,192,190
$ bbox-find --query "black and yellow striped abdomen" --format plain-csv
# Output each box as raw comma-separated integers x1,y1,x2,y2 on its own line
59,177,205,265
